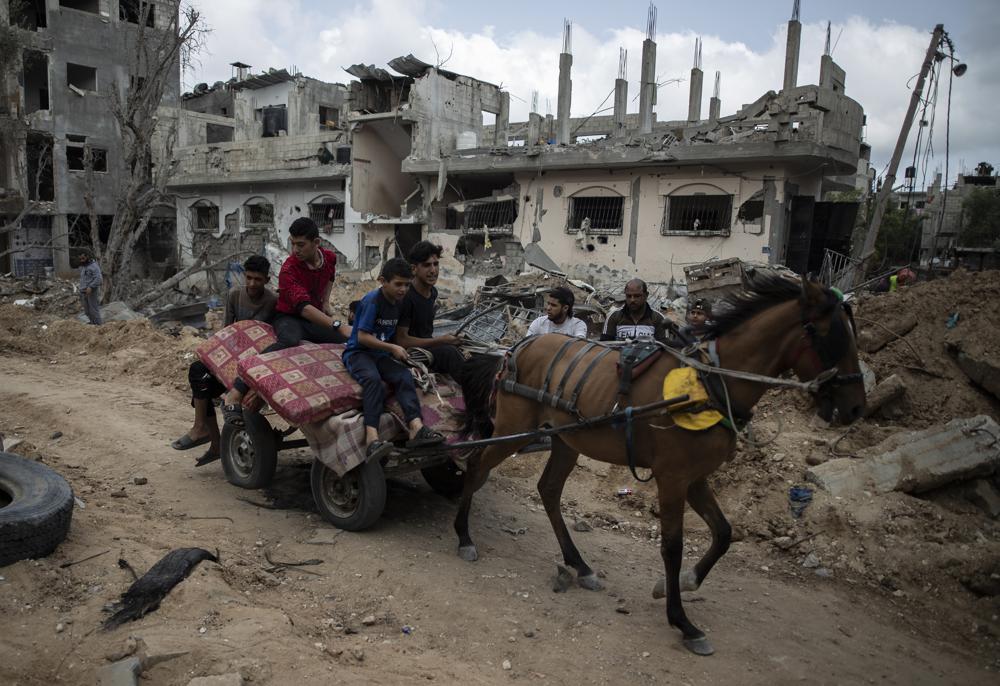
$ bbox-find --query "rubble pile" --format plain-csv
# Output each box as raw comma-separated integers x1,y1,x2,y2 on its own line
695,269,1000,624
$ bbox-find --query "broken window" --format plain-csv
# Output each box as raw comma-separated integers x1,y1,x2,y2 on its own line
119,0,155,27
454,198,517,235
11,0,47,30
662,195,733,234
309,199,345,233
22,49,49,113
26,131,54,201
206,123,234,144
190,201,219,231
243,199,274,227
59,0,98,14
260,105,287,138
11,214,53,277
566,196,624,235
66,140,107,173
737,192,764,225
319,105,339,130
66,63,97,91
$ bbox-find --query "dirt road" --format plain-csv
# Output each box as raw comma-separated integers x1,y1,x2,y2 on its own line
0,353,995,685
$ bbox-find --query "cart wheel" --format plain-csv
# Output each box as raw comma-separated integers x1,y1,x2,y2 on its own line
421,460,466,498
221,411,278,489
311,458,386,531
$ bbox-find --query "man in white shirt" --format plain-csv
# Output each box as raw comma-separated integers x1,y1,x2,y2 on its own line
526,286,588,338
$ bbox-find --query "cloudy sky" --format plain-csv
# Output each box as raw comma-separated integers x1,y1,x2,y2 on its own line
185,0,999,187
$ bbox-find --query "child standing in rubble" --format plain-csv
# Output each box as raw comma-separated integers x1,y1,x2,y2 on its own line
343,257,445,460
77,249,103,325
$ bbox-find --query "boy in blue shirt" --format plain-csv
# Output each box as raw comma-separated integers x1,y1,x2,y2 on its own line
344,257,444,460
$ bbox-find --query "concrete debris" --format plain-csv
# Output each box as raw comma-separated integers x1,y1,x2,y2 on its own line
806,415,1000,497
96,657,142,686
947,341,1000,400
858,315,917,354
961,479,1000,519
75,301,143,324
863,374,907,418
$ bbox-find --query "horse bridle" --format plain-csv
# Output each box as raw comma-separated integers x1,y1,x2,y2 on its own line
790,298,865,392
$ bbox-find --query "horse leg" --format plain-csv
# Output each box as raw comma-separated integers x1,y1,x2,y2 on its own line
658,485,714,656
652,477,732,597
537,439,602,590
453,440,530,562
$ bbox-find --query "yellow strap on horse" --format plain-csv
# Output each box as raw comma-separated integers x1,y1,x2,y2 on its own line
662,367,724,431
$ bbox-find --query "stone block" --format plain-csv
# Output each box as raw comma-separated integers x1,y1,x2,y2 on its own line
948,342,1000,400
964,478,1000,518
806,415,1000,497
97,657,141,686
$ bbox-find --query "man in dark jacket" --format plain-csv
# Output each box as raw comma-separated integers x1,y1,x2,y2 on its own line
77,250,103,325
600,279,675,343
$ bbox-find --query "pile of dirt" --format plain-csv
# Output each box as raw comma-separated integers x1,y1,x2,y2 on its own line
852,268,1000,427
0,304,198,385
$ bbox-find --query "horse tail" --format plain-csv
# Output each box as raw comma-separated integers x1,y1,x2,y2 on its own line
460,352,504,438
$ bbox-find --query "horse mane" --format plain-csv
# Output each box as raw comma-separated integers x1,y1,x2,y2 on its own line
460,352,505,437
705,269,804,337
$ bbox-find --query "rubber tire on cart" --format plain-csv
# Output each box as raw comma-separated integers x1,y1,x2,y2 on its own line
0,452,74,567
421,460,466,498
221,411,278,489
310,458,386,532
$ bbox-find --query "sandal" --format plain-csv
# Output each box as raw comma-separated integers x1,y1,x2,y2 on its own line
171,434,209,451
194,450,221,467
365,440,394,462
406,426,445,449
222,403,245,428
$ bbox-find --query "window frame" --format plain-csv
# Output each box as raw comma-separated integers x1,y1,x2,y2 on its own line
565,194,625,236
661,193,734,237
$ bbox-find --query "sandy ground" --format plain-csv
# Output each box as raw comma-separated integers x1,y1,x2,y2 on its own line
0,353,995,684
1,269,999,684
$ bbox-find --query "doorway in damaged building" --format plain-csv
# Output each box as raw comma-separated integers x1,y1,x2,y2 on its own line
394,225,421,261
784,197,859,275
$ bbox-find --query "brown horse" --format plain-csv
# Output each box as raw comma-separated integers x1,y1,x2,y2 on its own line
456,273,866,655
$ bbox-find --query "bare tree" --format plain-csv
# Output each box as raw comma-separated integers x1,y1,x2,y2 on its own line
92,3,209,302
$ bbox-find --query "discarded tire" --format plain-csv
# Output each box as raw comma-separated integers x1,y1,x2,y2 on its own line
0,452,74,567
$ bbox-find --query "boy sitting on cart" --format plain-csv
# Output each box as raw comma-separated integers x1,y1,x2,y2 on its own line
343,257,446,461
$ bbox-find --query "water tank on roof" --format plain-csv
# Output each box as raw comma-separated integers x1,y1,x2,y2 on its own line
456,131,478,150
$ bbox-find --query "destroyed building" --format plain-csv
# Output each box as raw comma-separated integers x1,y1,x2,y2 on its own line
0,0,180,278
166,64,352,287
919,169,999,269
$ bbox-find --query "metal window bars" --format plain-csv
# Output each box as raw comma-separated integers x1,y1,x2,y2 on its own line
662,195,733,234
565,196,624,235
244,203,274,227
459,199,517,235
309,203,346,233
192,205,218,231
818,248,863,291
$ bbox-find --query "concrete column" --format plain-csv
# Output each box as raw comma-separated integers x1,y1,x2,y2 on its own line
556,52,573,145
495,91,510,147
545,114,555,143
527,112,542,146
639,39,656,134
783,19,801,91
613,78,628,138
709,96,721,122
688,68,703,122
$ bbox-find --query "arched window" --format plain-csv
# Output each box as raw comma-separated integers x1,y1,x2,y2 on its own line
566,186,624,235
190,199,219,231
308,194,345,234
243,196,274,228
661,183,732,235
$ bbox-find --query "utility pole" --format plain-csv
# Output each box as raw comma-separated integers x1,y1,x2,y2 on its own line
851,24,945,286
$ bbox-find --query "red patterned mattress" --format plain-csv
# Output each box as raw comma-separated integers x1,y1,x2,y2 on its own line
196,320,277,389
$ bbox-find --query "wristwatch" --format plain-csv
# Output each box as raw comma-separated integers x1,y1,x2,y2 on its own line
332,320,342,329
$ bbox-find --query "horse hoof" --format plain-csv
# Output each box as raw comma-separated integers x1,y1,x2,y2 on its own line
652,577,665,599
679,568,700,592
683,636,715,656
577,574,604,591
458,545,479,562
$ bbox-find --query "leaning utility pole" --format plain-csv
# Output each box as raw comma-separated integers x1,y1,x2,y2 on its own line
851,24,945,286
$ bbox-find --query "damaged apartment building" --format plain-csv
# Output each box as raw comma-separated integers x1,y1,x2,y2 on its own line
0,0,179,278
346,2,869,295
167,64,352,285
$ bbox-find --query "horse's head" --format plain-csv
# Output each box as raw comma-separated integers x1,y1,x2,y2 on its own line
791,276,866,425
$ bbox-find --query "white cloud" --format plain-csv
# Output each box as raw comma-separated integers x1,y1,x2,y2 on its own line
187,0,999,182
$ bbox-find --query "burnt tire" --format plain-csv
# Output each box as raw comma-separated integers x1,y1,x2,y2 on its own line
421,460,466,498
0,452,74,567
310,458,386,532
221,411,278,489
